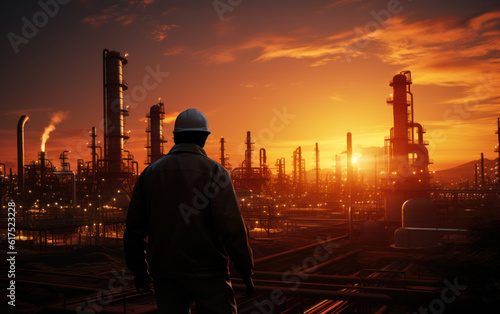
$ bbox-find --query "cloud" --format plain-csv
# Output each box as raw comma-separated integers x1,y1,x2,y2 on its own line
163,111,180,124
318,0,364,13
149,24,179,41
82,1,156,27
329,95,344,102
214,16,237,37
163,46,188,56
2,107,52,116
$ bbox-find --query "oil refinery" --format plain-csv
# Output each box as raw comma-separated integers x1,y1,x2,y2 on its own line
1,50,499,313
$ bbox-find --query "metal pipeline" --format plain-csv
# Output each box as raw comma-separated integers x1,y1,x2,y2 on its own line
245,131,252,170
255,235,347,264
259,148,266,169
132,161,139,175
220,137,226,167
232,283,393,306
102,49,109,173
252,271,442,287
408,122,424,145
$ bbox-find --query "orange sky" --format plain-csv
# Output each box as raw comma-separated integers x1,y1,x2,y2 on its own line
1,0,500,176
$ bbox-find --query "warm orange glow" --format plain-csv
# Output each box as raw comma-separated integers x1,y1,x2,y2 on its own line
40,111,68,152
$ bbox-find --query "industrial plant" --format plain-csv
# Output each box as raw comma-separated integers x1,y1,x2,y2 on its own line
1,50,499,313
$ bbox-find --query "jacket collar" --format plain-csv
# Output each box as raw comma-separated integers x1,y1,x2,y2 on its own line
167,143,207,157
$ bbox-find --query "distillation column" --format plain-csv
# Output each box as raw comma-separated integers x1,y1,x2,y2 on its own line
146,101,167,165
103,50,129,174
385,72,430,222
390,74,410,174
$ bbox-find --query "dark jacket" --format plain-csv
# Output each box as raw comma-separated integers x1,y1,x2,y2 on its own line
124,143,254,279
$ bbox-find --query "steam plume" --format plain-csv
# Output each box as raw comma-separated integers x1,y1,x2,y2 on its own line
40,111,68,152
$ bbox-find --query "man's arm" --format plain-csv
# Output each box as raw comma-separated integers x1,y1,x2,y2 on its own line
210,165,254,278
123,171,151,291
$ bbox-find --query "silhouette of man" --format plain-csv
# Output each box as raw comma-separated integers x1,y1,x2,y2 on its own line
124,109,254,313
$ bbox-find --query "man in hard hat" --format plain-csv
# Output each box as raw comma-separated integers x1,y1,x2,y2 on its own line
124,108,254,313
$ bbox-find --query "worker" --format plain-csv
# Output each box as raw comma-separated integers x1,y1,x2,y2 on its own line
124,108,254,313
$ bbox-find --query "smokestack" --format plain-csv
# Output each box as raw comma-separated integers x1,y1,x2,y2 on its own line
220,137,226,168
315,142,319,194
39,151,46,187
497,118,500,189
298,146,302,193
259,148,267,169
347,132,353,247
17,115,29,200
481,152,485,189
90,126,97,174
245,131,252,170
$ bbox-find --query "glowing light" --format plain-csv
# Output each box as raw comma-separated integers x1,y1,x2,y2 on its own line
352,156,358,163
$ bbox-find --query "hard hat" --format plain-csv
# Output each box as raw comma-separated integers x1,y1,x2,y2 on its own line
173,109,211,134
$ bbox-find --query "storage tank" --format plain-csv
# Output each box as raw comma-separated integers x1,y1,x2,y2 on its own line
395,199,439,248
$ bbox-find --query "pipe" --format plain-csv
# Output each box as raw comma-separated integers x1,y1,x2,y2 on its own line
252,271,441,287
40,151,46,187
497,117,500,189
102,49,108,173
298,146,302,193
375,305,390,314
220,137,226,167
255,235,347,264
404,227,468,232
259,148,266,169
91,126,97,175
281,157,285,175
231,283,393,306
132,161,139,176
408,123,424,145
481,152,485,189
347,133,353,248
315,142,320,194
245,131,252,170
293,149,297,187
301,249,363,274
17,115,30,200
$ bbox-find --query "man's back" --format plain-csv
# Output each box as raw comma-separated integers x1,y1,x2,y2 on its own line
126,143,253,278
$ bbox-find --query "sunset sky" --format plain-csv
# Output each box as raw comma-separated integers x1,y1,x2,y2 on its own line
1,0,500,176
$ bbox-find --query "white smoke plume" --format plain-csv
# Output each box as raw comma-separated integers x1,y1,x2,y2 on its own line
40,111,69,151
